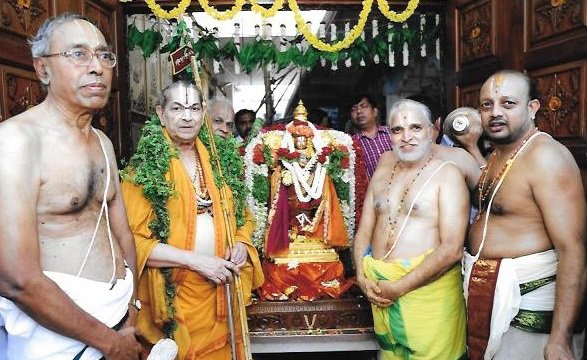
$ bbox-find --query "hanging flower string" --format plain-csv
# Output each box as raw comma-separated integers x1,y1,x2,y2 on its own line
145,0,191,19
288,0,373,52
377,0,420,22
250,0,285,18
199,0,246,21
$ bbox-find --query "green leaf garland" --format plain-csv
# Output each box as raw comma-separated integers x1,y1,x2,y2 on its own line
197,127,248,228
121,115,178,339
130,19,441,73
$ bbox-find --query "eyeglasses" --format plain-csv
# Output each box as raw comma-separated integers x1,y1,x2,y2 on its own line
41,48,117,68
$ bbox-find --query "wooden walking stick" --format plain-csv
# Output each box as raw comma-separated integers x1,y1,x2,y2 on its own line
191,57,253,360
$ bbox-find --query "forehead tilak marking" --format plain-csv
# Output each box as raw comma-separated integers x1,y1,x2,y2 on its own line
491,74,506,96
73,20,101,48
174,82,187,105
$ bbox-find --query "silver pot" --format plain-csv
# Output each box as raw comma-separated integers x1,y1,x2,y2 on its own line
443,107,481,138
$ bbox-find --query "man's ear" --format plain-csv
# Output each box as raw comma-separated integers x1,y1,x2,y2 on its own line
528,99,540,120
33,58,50,85
434,117,441,132
155,105,165,126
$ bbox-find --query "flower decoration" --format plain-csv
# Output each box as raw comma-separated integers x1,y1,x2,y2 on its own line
377,0,420,22
341,156,350,169
282,170,293,186
250,0,285,18
244,127,357,251
287,125,314,138
289,0,374,52
321,146,333,156
199,0,246,20
145,0,191,19
262,123,286,133
276,147,290,158
252,144,265,164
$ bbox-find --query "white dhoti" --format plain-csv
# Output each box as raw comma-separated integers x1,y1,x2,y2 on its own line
463,249,565,359
0,268,133,360
493,326,584,360
0,316,7,360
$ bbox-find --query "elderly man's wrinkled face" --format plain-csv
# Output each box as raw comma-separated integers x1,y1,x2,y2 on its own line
38,20,113,112
210,102,235,138
156,84,203,146
389,106,434,163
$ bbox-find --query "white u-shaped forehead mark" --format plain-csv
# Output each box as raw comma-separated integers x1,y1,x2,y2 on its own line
73,19,102,48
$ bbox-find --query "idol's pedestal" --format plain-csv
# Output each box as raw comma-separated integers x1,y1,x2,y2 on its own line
248,295,378,353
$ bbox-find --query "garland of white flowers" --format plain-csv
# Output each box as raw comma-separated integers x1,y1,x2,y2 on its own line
244,128,356,251
280,122,327,202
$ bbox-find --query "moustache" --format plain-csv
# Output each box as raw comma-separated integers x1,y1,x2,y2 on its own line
489,117,506,126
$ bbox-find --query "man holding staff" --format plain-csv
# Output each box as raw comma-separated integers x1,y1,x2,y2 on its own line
121,80,263,359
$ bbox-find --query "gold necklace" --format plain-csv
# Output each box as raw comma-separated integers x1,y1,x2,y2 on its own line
476,127,538,219
191,152,212,214
385,153,433,249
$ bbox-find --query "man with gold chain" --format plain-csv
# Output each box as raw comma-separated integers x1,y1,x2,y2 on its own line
354,99,468,359
464,70,585,360
121,80,264,359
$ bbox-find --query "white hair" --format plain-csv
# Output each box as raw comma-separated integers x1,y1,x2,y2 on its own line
387,98,433,127
29,12,91,58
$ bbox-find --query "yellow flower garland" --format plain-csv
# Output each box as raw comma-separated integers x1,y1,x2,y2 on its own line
144,0,419,51
145,0,191,19
250,0,285,18
377,0,419,22
198,0,246,21
289,0,373,52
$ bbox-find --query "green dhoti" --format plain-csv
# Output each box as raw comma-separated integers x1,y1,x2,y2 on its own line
363,253,466,360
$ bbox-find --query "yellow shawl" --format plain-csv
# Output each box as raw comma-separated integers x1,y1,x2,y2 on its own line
121,132,263,359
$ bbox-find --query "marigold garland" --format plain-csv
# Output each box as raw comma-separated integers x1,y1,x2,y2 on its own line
199,0,246,20
288,0,373,52
250,0,285,18
377,0,420,22
145,0,191,19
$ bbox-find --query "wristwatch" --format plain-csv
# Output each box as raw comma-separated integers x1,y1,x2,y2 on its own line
129,298,142,311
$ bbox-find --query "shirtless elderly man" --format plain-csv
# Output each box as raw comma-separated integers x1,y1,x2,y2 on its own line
465,70,586,360
0,13,141,359
354,99,468,359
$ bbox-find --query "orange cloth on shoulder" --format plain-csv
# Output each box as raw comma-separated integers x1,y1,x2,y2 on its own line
122,132,264,359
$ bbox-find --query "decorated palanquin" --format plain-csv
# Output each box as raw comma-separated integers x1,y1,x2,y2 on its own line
244,101,367,301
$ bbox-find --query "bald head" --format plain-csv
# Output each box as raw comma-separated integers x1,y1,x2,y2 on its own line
482,70,537,104
209,98,235,138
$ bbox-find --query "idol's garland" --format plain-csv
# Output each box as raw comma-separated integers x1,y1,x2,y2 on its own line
244,125,356,252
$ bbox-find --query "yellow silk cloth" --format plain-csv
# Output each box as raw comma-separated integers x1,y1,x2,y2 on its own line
362,253,466,360
121,132,264,359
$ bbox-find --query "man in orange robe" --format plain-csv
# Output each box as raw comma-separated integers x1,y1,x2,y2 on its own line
121,80,263,359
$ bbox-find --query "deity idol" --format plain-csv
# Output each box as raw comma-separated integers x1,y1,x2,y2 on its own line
244,101,366,301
